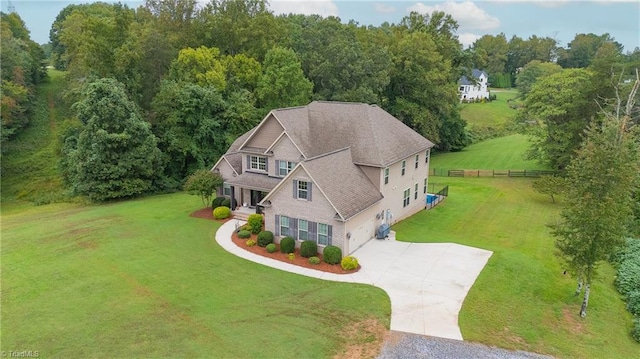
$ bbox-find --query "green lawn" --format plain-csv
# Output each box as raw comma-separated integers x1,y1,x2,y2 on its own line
430,134,548,172
1,193,390,358
393,177,638,358
460,89,519,129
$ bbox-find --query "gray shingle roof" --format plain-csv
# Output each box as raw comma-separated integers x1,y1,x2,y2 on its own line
226,172,281,192
459,69,488,85
301,147,383,220
271,101,434,167
221,128,256,173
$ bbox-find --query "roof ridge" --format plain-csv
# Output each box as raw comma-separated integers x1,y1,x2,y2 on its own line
304,147,351,162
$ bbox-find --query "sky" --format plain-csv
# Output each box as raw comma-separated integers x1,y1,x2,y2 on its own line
3,0,639,51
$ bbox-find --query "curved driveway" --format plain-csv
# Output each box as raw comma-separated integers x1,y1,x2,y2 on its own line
215,220,492,341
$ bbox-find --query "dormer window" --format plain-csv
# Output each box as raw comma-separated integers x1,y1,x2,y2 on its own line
249,155,267,171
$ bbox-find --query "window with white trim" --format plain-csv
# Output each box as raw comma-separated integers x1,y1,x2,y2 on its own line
297,181,308,200
423,178,427,194
384,167,389,185
401,160,406,176
425,150,429,163
280,216,290,237
403,188,410,207
318,223,329,245
298,219,308,241
223,183,231,196
250,156,267,171
278,161,295,176
414,183,418,200
415,154,419,169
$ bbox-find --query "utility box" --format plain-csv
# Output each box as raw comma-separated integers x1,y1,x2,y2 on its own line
376,224,391,239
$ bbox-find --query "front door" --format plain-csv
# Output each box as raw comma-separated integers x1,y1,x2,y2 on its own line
250,190,266,207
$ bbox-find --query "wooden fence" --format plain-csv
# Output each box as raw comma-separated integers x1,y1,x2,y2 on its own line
430,168,558,178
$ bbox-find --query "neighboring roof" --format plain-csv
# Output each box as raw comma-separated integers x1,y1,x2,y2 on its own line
225,172,281,192
268,101,434,167
301,148,383,220
459,69,488,85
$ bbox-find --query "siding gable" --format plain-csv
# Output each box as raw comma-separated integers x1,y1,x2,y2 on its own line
243,114,284,150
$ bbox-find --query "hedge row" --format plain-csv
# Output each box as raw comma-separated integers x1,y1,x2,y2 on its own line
613,238,640,343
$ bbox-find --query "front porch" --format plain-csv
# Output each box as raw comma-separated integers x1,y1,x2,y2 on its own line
232,205,261,221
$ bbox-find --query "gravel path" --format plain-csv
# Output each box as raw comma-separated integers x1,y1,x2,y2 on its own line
377,331,554,359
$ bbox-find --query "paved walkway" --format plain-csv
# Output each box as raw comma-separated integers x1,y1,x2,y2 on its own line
215,220,493,340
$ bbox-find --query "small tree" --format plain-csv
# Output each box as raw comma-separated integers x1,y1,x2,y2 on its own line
552,71,640,318
532,175,566,204
183,169,223,207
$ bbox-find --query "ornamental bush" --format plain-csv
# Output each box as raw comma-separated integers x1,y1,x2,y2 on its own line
633,317,640,343
627,290,640,316
213,206,231,219
257,230,274,247
266,243,277,253
323,245,342,265
221,198,231,208
280,237,295,253
211,196,225,209
288,253,295,261
247,214,264,234
237,230,251,239
245,239,256,247
300,240,317,258
308,256,321,265
341,256,359,270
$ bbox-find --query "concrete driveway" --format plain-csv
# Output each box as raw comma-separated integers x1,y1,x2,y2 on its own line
216,221,492,341
350,235,493,340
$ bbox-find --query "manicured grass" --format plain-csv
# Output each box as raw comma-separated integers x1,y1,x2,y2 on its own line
1,69,70,204
1,193,390,358
430,134,548,172
393,177,638,358
460,89,518,129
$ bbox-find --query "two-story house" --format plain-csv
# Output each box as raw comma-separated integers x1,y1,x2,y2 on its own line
459,69,490,101
211,101,434,255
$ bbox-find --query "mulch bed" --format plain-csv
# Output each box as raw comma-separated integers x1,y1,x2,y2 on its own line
190,207,360,275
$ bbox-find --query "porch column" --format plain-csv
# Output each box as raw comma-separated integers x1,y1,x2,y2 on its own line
230,186,236,209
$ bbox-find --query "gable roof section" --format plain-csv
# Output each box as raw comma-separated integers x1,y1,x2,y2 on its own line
271,101,433,167
211,127,255,174
302,148,383,220
459,69,488,85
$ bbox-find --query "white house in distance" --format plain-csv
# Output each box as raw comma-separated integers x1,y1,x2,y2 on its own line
459,69,490,102
211,101,434,255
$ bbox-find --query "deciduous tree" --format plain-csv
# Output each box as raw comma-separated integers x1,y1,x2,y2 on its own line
553,74,639,318
183,169,224,207
256,47,312,110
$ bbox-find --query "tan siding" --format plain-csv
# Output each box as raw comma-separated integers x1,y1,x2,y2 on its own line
268,135,302,177
244,115,284,150
359,165,381,191
379,151,428,224
262,167,345,254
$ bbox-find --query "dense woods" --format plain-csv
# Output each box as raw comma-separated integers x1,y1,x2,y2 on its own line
2,0,639,201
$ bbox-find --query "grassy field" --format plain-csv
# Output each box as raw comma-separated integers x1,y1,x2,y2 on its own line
393,178,638,358
1,69,70,204
460,89,519,129
430,134,548,172
1,194,390,358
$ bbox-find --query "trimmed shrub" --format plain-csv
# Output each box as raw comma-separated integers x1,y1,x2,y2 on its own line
245,239,256,247
287,253,295,261
300,240,318,258
308,256,321,265
280,237,295,254
221,198,231,208
257,230,274,247
615,258,640,297
323,245,342,265
247,214,264,234
237,230,251,239
213,206,231,219
341,256,359,270
211,196,225,209
266,243,277,253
